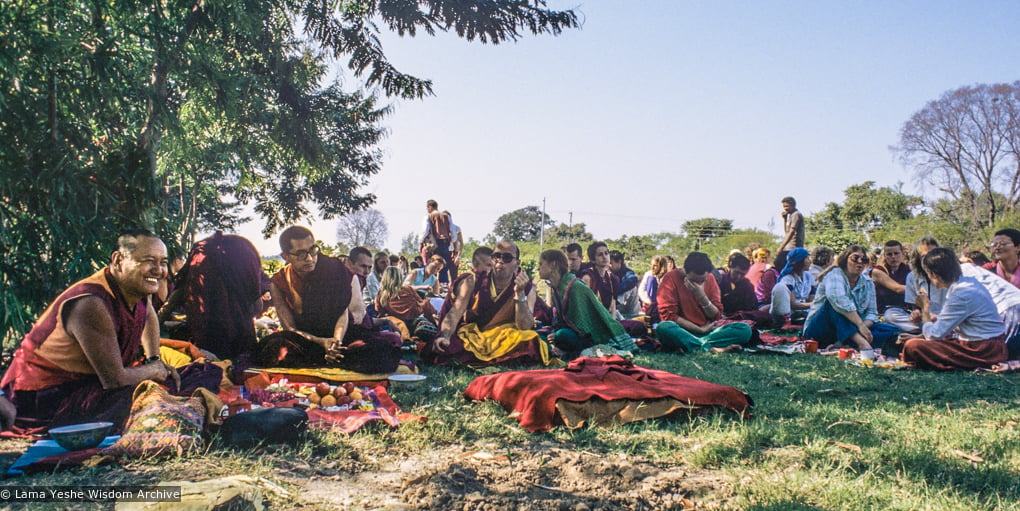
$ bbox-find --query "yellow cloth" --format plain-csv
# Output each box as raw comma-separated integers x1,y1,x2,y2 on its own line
159,345,193,368
248,366,392,381
457,323,551,365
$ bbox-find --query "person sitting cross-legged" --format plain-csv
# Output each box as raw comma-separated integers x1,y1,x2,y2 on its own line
375,266,438,344
803,245,900,359
901,247,1008,370
0,229,186,432
262,226,402,374
538,250,637,359
654,252,754,353
423,241,553,367
769,247,814,327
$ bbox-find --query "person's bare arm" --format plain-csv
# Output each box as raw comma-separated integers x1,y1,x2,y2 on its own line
64,297,171,389
271,282,333,346
513,271,536,331
433,274,475,352
870,268,906,294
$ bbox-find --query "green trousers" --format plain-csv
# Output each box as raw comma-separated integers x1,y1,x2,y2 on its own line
654,321,753,353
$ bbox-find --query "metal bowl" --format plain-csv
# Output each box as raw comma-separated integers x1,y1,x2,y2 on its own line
48,422,114,451
388,374,426,389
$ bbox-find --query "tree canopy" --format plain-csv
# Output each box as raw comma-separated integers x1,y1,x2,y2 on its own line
492,206,556,242
894,81,1020,228
0,0,579,343
336,208,389,250
806,181,920,237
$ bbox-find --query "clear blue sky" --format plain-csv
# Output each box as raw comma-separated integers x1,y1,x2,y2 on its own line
234,0,1020,256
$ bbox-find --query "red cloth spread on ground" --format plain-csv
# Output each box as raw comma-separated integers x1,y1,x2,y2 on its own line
306,385,425,434
464,356,752,432
226,376,425,434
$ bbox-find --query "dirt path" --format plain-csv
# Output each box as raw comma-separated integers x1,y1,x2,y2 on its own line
279,443,734,510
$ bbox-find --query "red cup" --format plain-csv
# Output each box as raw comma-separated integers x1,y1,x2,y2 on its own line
804,340,818,353
838,348,854,360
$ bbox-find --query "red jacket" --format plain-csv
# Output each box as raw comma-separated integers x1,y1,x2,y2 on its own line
656,269,723,326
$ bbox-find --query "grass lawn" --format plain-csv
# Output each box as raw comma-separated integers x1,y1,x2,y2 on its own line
2,351,1018,510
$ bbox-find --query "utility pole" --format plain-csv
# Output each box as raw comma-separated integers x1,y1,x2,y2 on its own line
540,197,546,251
568,211,573,242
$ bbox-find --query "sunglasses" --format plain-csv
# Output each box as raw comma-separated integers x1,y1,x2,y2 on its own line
849,254,870,264
491,252,516,264
288,245,320,260
989,241,1014,248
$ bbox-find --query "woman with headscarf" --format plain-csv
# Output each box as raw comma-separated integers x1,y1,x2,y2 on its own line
769,247,814,326
803,245,900,359
902,247,1008,370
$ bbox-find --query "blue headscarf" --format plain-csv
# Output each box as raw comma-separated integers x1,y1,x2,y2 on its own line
779,248,809,279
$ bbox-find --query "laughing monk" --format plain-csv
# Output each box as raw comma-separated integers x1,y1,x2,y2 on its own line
0,229,181,431
424,241,553,366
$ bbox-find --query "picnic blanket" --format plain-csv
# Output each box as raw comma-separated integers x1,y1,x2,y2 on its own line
305,385,425,434
224,377,425,434
465,355,752,432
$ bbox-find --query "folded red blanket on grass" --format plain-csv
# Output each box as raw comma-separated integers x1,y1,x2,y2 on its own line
464,355,752,432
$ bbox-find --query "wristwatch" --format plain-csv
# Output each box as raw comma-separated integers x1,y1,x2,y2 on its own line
516,295,528,303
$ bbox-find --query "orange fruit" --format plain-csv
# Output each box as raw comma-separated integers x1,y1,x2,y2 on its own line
320,395,337,408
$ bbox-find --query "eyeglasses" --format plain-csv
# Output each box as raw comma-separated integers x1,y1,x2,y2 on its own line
990,241,1014,248
849,254,870,264
287,245,320,260
491,252,516,264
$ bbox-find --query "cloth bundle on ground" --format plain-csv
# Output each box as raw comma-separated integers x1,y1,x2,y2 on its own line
253,330,401,375
464,355,752,432
219,407,308,447
104,380,223,457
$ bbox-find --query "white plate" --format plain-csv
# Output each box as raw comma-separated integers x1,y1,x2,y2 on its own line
388,374,426,384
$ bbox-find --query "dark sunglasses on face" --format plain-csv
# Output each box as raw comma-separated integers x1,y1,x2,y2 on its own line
492,252,515,263
849,254,869,264
288,245,320,259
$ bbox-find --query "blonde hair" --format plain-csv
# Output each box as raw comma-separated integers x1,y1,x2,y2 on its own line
752,248,772,263
376,266,405,308
651,255,668,278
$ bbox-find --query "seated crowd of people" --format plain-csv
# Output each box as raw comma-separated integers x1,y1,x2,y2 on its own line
3,197,1020,435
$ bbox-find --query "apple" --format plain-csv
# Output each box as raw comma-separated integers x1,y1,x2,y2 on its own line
337,395,353,406
332,386,347,398
342,382,355,393
315,382,331,397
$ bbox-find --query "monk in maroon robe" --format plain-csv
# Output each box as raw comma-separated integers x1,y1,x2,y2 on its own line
266,227,401,374
0,230,181,432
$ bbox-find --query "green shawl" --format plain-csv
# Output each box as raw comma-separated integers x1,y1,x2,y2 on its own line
553,273,637,352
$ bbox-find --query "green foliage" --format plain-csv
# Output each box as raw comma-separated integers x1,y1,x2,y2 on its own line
492,206,555,242
681,217,733,240
807,181,920,235
0,0,580,344
871,215,972,252
808,230,869,254
544,222,593,245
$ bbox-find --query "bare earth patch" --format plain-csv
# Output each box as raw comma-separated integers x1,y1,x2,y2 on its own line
281,443,734,510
